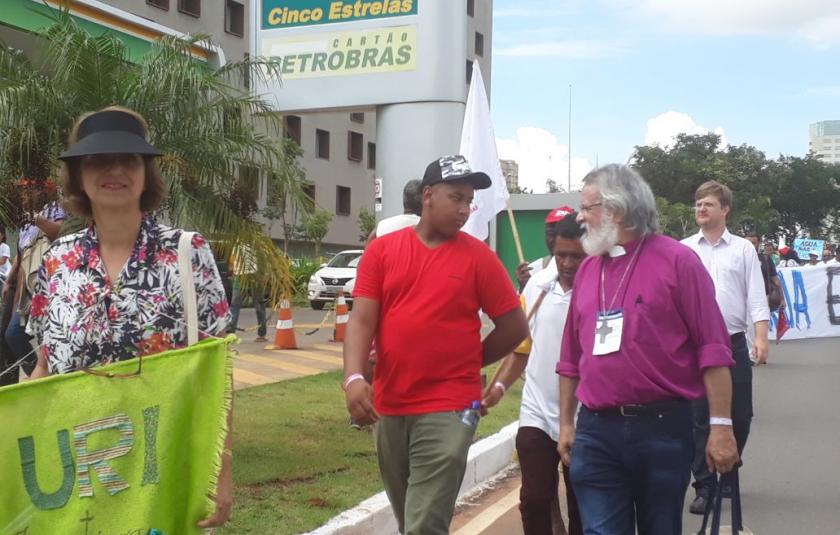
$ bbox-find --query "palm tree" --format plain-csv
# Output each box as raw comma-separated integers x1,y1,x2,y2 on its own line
0,10,313,302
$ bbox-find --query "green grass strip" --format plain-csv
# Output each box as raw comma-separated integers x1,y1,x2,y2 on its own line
221,365,523,534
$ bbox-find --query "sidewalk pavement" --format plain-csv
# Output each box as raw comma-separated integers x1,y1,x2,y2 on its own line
230,306,344,390
231,306,494,390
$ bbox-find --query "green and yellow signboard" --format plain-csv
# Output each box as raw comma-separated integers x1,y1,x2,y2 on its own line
0,338,233,534
262,0,418,30
262,25,416,79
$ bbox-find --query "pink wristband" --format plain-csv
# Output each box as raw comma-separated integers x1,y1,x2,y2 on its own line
493,381,507,395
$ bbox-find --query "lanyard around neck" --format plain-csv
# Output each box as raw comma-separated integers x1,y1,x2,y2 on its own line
599,236,645,313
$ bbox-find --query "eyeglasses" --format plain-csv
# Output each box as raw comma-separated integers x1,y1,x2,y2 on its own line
80,153,143,169
579,202,602,213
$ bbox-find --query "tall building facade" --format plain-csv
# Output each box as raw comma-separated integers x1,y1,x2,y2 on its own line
809,120,840,165
274,0,493,253
500,159,519,191
1,0,492,254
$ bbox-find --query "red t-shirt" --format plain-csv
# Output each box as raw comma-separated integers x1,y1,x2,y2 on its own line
353,228,520,415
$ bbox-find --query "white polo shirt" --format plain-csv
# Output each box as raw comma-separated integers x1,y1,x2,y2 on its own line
682,229,770,334
517,261,572,442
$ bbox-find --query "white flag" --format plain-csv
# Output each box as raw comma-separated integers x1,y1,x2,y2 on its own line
459,63,509,240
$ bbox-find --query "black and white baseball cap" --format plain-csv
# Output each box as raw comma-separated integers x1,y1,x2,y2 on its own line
421,155,491,190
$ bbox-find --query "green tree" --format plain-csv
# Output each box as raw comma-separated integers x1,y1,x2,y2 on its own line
770,156,840,242
302,209,333,258
655,197,696,238
545,178,563,193
631,134,840,242
263,138,312,254
358,206,376,242
0,11,306,299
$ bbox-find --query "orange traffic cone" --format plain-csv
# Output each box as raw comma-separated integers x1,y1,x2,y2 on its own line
333,290,349,342
271,299,297,350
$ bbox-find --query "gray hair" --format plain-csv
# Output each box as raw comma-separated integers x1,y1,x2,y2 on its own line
582,164,659,234
402,179,423,215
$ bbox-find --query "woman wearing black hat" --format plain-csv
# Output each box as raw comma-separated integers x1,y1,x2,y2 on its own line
25,106,234,528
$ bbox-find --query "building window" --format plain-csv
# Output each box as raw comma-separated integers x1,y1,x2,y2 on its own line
147,0,169,10
348,131,364,162
475,32,484,57
316,129,330,159
368,142,376,170
350,112,365,123
225,0,244,37
303,183,316,210
467,0,475,17
336,186,351,216
178,0,200,17
284,115,301,145
466,59,474,84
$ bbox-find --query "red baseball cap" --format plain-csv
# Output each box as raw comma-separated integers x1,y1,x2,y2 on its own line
545,205,576,223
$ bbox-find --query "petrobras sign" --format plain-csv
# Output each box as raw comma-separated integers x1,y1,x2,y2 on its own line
254,1,467,112
262,25,416,80
262,0,418,29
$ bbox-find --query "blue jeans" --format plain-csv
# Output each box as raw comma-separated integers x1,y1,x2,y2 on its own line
692,332,753,495
227,280,267,337
570,403,694,535
5,309,35,375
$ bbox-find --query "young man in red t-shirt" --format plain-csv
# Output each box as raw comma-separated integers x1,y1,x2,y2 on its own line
343,155,528,534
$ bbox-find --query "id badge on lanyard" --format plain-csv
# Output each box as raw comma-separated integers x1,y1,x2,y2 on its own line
593,309,623,356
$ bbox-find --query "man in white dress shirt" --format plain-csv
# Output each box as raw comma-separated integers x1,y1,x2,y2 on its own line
682,181,770,514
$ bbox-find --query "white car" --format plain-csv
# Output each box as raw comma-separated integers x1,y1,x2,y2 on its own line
307,250,363,310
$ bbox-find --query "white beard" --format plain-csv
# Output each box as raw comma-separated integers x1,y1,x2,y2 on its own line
581,214,619,256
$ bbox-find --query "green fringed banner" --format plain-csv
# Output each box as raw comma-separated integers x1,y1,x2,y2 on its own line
0,336,234,535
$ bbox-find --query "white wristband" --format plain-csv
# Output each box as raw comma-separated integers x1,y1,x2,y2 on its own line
710,417,733,426
493,381,507,395
342,373,365,391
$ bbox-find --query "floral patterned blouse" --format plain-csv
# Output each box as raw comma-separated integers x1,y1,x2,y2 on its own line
26,216,231,374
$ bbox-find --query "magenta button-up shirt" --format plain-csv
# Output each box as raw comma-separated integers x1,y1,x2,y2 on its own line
556,234,733,409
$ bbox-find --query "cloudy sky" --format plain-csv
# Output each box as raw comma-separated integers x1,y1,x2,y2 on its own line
490,0,840,192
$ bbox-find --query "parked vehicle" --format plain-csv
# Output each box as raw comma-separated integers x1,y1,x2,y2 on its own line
307,250,363,310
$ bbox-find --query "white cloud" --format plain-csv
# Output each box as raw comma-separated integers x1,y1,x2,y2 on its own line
618,0,840,47
644,111,727,148
495,40,623,58
496,127,592,193
806,85,840,97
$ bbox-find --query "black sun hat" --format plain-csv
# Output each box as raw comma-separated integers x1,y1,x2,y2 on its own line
59,110,163,161
421,155,491,190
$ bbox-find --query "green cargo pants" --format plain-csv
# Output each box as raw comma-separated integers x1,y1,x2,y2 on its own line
374,411,477,535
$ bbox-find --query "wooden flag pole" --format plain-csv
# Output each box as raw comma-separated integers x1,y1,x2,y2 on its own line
506,201,525,264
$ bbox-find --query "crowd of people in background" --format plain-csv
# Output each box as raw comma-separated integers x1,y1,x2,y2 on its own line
343,159,840,535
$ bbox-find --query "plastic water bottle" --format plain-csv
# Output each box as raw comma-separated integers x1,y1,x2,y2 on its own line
459,400,481,428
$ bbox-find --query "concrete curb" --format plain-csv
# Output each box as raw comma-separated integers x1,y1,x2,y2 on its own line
305,421,520,535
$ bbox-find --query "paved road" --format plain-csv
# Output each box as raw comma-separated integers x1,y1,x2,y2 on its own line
459,337,840,534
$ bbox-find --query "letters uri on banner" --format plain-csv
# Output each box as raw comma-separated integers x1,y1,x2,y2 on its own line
0,337,233,535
